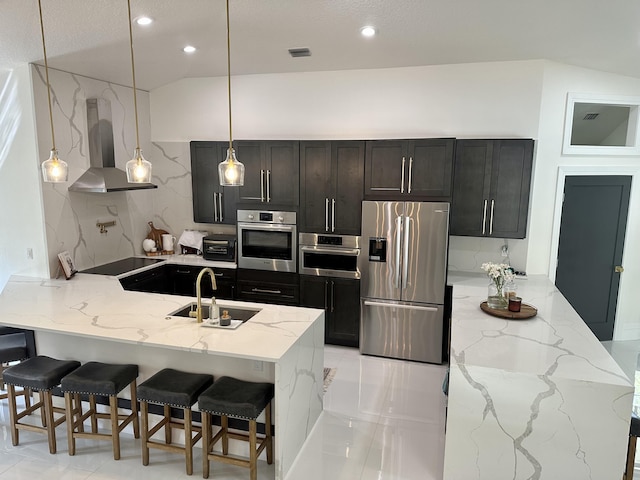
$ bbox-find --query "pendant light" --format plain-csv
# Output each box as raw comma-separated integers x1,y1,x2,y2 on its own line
124,0,152,183
218,0,244,186
38,0,68,183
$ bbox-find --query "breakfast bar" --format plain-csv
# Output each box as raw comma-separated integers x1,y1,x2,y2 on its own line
444,273,633,479
0,273,324,480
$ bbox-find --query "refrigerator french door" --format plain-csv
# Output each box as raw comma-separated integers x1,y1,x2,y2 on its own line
359,201,449,363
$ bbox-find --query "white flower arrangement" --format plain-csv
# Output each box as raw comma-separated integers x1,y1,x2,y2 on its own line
481,262,515,308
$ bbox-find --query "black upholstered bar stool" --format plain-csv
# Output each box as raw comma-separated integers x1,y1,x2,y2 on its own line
137,368,214,475
60,361,139,460
625,413,640,480
0,332,31,406
198,376,274,480
3,355,80,454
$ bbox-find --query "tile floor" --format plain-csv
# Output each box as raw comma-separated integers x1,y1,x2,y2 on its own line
0,346,448,479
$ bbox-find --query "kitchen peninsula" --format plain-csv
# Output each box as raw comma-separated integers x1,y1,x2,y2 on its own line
0,270,324,480
444,273,633,479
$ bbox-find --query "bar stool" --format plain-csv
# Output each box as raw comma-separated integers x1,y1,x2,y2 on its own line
61,361,139,460
0,332,31,406
198,376,274,480
137,368,214,475
625,412,640,480
3,355,80,454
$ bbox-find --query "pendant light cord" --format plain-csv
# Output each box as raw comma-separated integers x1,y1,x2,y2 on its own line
226,0,233,153
37,0,56,151
126,0,140,151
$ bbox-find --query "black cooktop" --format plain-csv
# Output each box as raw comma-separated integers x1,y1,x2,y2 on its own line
81,257,164,276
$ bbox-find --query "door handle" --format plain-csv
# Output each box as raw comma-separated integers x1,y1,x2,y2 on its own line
266,170,271,202
325,198,329,232
482,200,488,235
331,198,336,232
251,287,282,295
218,192,223,221
330,280,335,313
403,216,410,289
400,157,406,193
260,170,265,202
489,199,495,235
615,265,624,273
395,216,402,289
407,157,413,194
213,192,218,222
324,280,328,309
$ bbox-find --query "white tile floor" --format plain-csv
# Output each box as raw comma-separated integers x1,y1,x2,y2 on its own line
0,346,448,479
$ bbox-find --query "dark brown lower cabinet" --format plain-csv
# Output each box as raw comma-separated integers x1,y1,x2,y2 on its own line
300,275,360,347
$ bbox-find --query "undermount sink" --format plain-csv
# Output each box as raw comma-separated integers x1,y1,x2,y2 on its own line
167,303,261,322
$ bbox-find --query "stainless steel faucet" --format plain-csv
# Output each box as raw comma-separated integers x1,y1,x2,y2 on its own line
189,267,218,323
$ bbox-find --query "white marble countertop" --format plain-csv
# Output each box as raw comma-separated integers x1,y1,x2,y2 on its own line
0,273,322,363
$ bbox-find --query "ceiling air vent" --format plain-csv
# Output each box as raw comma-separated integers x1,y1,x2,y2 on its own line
583,113,599,120
288,48,311,58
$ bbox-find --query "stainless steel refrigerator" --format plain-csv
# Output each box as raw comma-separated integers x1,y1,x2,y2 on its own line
358,201,449,363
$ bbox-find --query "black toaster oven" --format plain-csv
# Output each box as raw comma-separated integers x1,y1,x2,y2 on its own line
203,235,236,262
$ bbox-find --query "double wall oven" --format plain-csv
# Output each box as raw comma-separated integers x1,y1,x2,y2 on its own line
237,210,297,273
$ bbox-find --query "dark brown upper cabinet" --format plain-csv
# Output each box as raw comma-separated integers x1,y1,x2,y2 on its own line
364,139,455,201
450,139,534,239
300,141,365,235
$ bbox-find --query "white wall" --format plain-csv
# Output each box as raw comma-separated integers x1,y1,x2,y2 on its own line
0,65,48,289
31,65,156,272
151,60,546,271
529,61,640,339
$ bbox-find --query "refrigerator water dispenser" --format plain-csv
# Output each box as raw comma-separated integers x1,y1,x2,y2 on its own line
368,238,387,262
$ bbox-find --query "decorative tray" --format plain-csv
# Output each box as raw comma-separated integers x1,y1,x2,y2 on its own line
480,301,537,320
200,319,242,330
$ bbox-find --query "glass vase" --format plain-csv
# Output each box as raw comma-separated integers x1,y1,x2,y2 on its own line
487,282,508,309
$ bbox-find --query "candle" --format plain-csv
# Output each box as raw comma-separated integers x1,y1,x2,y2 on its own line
508,296,522,312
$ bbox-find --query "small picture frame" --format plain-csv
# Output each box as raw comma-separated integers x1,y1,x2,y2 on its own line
58,251,78,280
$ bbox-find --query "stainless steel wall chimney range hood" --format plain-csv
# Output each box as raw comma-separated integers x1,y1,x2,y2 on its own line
68,98,157,193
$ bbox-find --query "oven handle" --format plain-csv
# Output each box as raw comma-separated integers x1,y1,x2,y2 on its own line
237,222,296,233
300,246,360,256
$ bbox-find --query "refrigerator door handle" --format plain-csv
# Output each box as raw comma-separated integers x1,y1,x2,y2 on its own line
395,216,403,288
403,215,411,289
363,300,439,312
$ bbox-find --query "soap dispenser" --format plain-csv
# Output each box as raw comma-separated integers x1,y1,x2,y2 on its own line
210,297,219,321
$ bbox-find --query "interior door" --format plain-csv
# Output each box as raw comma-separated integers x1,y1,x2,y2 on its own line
555,175,631,341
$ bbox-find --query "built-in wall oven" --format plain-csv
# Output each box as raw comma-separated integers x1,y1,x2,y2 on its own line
237,210,297,272
299,233,361,279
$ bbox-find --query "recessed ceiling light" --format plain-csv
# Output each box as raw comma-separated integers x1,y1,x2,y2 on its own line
135,16,153,26
183,45,197,54
360,26,376,37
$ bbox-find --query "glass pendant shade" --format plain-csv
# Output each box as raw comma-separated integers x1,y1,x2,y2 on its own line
218,148,245,186
41,148,68,183
125,147,152,183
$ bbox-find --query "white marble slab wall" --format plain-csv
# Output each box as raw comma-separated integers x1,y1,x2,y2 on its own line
31,64,155,272
448,235,529,274
275,314,324,479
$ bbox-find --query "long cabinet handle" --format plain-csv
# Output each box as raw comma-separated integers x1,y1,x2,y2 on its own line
489,199,495,235
408,157,413,193
325,198,329,232
213,193,218,222
324,280,328,309
395,216,402,289
400,157,406,193
482,200,488,235
331,198,336,232
403,216,410,289
330,280,335,313
218,192,223,221
251,287,282,295
260,170,265,202
363,300,438,312
266,170,271,202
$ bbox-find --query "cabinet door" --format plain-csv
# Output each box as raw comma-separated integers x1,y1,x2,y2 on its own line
331,141,365,235
364,140,407,198
300,142,332,233
235,141,265,202
190,142,237,224
407,139,454,199
299,275,328,309
488,139,533,239
265,141,300,207
327,278,360,347
119,266,170,294
450,140,493,236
